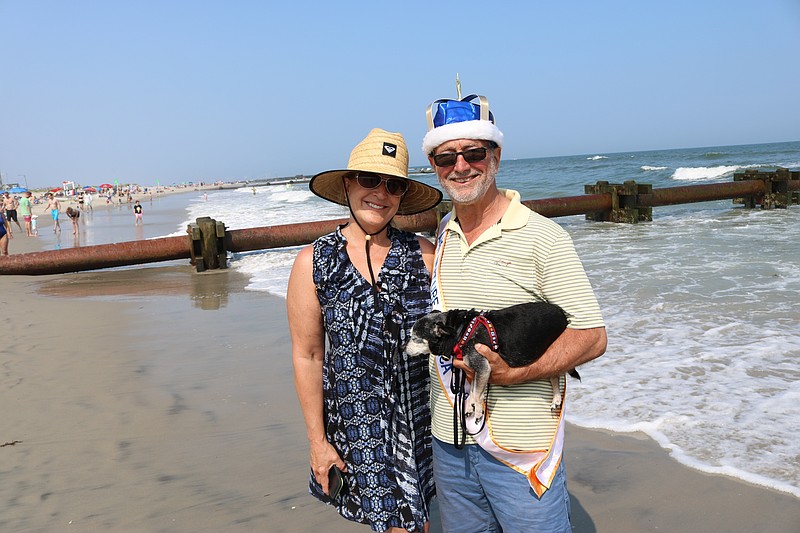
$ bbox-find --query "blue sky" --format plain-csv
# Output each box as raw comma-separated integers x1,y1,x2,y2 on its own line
1,0,798,189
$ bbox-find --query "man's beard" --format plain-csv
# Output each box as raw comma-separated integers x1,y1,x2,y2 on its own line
438,156,498,205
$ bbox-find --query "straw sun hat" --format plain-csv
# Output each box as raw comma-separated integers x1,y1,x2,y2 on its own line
309,128,442,216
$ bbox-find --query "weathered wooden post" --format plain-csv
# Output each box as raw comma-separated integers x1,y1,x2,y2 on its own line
733,167,800,209
584,180,652,223
187,217,227,272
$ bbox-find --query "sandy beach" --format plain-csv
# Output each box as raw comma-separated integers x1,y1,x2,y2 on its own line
2,192,799,532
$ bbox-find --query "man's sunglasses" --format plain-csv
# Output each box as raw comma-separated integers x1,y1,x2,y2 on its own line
350,173,409,196
432,147,489,168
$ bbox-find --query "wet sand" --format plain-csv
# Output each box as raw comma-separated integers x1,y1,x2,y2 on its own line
1,192,798,532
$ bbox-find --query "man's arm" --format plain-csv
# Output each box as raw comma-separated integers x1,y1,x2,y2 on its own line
459,326,607,386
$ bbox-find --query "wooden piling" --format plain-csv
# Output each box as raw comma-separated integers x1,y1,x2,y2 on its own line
584,181,653,223
188,217,227,272
733,168,800,209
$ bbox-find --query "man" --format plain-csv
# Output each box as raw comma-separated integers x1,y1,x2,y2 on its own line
17,191,33,236
2,192,22,233
45,193,61,233
422,92,607,532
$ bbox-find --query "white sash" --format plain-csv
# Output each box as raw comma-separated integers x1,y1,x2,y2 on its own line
430,220,565,497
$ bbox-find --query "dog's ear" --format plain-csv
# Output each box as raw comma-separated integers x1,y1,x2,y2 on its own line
434,323,455,338
447,309,472,327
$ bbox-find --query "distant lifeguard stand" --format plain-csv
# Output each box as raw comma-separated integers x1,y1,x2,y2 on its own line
63,181,79,197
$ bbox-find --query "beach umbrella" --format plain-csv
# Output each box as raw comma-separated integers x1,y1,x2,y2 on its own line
8,186,27,193
50,187,63,192
83,186,97,192
99,183,114,188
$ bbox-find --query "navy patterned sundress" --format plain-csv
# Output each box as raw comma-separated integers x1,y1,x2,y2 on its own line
311,226,435,532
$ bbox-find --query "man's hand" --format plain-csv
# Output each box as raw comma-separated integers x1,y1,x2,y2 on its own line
451,357,475,382
452,344,528,385
473,343,529,385
468,328,607,386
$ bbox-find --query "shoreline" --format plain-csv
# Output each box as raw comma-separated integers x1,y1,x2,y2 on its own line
2,193,799,531
4,188,207,256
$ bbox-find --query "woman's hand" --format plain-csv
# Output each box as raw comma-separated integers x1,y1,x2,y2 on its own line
310,439,347,496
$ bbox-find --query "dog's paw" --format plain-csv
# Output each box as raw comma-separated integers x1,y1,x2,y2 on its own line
464,400,476,418
550,396,563,414
473,404,485,425
464,399,486,425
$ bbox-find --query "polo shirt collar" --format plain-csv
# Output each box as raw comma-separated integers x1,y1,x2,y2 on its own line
445,189,529,248
497,189,528,230
444,188,528,235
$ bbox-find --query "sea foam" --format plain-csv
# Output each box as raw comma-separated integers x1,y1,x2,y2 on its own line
671,165,741,181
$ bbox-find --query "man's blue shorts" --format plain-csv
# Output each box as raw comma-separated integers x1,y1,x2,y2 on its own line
432,437,571,532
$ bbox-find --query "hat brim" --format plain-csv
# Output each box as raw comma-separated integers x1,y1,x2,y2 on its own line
310,170,443,216
422,119,504,155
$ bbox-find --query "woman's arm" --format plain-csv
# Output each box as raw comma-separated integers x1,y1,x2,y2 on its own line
286,245,346,495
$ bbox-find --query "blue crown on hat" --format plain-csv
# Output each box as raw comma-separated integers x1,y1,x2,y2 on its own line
431,95,495,127
422,92,504,155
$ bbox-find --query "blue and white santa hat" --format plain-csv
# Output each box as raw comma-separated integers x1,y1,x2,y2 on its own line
422,93,504,155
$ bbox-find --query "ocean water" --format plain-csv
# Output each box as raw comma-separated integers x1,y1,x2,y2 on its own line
177,140,797,497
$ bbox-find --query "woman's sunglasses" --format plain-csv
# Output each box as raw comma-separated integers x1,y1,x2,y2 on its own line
350,173,409,196
432,147,489,168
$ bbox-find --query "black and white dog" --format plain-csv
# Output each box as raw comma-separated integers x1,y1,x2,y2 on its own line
406,302,578,424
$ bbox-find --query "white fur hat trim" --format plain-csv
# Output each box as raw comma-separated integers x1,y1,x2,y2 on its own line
422,120,504,155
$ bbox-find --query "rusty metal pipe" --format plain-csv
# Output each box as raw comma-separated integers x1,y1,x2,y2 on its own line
226,218,345,252
0,236,189,275
225,210,443,252
638,180,766,207
2,178,797,276
523,193,613,218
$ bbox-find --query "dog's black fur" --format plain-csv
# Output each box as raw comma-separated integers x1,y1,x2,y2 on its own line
407,302,578,422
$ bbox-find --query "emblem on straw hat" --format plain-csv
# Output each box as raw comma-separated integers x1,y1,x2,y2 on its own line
310,128,442,215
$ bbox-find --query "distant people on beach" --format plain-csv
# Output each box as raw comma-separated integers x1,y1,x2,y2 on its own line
133,201,143,225
0,210,11,255
84,192,93,212
2,192,22,233
45,193,61,233
18,191,33,236
65,207,80,235
287,129,442,532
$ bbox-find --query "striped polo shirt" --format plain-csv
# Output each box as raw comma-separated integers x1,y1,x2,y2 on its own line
430,189,604,450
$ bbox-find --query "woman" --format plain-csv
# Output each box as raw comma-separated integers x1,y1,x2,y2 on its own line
287,129,442,533
66,207,80,235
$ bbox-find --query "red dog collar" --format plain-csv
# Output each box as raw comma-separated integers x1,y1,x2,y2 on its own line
452,313,500,360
